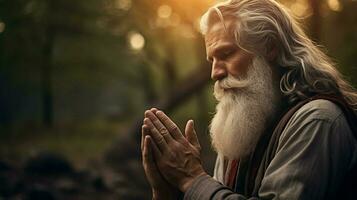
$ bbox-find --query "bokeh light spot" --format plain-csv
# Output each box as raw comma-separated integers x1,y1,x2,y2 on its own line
328,0,343,12
128,32,145,51
157,5,172,19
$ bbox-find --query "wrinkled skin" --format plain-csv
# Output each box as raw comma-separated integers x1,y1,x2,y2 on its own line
141,108,207,197
141,120,179,199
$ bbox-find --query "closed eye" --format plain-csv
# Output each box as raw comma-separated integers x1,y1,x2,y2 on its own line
219,49,235,59
206,44,238,63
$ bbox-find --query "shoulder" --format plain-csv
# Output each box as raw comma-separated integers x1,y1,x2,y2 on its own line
262,99,357,199
291,99,343,123
279,99,352,147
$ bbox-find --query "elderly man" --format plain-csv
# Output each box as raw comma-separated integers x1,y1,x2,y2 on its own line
141,0,357,199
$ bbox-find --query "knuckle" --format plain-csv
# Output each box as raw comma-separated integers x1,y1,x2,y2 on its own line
159,128,169,135
156,136,165,145
163,119,171,125
171,125,179,132
153,118,160,124
144,110,151,116
143,118,150,124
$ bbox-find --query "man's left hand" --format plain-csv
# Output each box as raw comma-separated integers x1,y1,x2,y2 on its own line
143,109,207,192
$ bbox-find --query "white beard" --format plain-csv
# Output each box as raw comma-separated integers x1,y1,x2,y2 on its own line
209,57,281,160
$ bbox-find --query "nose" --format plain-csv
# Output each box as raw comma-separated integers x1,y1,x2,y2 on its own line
211,60,227,81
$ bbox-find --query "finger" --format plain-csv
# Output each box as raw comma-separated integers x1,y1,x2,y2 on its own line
142,135,149,165
155,111,184,140
145,111,173,143
143,136,156,172
144,117,168,152
147,135,162,161
141,124,150,150
143,136,164,185
144,135,157,163
185,120,201,150
141,125,145,150
150,108,159,113
143,135,150,163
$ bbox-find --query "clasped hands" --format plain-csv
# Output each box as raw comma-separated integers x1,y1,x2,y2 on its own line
141,108,207,199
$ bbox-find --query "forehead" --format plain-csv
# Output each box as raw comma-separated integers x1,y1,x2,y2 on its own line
204,20,237,48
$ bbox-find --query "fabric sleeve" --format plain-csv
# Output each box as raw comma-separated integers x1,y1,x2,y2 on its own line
184,100,357,200
184,174,257,200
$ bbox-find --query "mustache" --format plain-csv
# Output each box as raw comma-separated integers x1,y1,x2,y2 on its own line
215,75,250,91
213,75,250,100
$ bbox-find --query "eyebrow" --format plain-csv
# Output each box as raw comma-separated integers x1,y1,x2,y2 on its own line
207,43,237,61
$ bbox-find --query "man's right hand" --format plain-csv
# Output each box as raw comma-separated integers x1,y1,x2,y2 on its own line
141,124,179,200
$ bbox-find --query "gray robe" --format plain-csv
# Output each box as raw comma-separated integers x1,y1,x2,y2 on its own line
184,99,357,200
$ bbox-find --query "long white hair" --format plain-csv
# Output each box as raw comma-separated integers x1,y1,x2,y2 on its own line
200,0,357,110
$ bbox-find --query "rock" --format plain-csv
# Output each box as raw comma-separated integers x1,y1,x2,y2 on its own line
24,184,56,200
24,152,74,177
54,177,79,194
0,160,23,198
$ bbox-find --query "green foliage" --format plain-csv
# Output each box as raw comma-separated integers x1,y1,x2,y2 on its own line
0,0,356,167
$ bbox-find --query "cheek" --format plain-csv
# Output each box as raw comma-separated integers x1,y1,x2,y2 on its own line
227,54,253,77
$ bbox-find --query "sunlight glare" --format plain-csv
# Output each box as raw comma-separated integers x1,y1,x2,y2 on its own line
180,25,196,38
171,13,181,26
155,18,170,28
115,0,132,11
290,0,310,17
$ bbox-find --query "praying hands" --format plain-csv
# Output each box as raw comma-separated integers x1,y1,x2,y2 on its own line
141,108,207,199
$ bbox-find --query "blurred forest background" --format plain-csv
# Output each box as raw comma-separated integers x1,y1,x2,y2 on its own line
0,0,356,199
